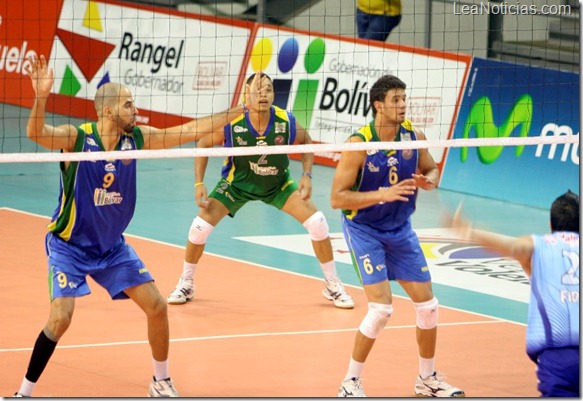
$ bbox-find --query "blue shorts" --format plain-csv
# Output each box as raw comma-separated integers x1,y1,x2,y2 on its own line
45,233,153,300
341,216,430,285
356,8,401,42
536,347,580,397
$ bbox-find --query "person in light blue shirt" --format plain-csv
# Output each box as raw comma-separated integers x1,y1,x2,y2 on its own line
451,190,579,397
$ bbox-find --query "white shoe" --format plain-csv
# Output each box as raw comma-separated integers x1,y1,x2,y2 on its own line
148,377,179,397
167,279,195,305
323,279,355,309
338,377,366,397
414,371,465,397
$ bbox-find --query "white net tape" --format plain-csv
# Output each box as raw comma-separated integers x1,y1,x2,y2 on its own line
0,134,578,163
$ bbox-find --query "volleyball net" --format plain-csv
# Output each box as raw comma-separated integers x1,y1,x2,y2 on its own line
0,135,578,163
0,0,579,208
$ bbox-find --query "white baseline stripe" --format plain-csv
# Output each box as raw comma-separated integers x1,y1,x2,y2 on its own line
1,208,335,287
0,320,505,353
1,208,526,357
3,208,529,320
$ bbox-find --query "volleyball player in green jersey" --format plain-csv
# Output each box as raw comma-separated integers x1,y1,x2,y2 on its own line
14,55,255,397
168,72,355,309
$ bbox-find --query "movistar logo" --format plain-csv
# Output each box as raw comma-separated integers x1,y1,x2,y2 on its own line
461,94,533,164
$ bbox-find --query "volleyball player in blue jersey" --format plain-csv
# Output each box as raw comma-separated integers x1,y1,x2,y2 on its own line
331,75,464,397
13,55,253,397
451,191,580,397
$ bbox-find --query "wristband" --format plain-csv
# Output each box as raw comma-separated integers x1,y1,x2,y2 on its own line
194,182,205,188
302,172,312,179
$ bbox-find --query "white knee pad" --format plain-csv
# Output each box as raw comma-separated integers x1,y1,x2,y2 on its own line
302,211,329,241
188,216,214,245
358,302,393,339
413,297,439,329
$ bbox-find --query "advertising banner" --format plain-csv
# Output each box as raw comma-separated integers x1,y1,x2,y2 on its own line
0,0,64,106
0,0,252,126
46,0,251,124
440,57,580,208
238,27,471,166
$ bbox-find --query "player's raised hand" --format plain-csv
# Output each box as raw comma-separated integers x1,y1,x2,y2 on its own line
25,55,54,99
412,173,436,190
450,201,473,239
379,178,416,203
245,71,265,109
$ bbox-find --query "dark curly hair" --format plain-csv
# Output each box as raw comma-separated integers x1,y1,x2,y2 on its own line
369,75,406,117
550,190,579,233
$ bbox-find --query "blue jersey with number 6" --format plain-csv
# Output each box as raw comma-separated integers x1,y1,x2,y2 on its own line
342,120,419,231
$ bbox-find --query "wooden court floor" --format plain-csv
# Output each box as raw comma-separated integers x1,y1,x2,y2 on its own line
0,209,539,397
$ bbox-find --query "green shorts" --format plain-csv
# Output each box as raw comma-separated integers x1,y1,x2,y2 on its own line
209,173,298,217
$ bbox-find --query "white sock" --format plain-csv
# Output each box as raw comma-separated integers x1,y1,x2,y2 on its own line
18,378,36,397
153,358,169,381
181,262,197,283
344,357,364,380
320,260,337,282
419,356,435,379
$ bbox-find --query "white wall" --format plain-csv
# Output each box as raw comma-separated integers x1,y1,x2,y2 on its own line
287,0,571,58
180,0,575,60
285,0,490,57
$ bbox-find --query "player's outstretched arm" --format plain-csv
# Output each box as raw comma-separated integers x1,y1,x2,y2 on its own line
24,55,76,151
140,72,265,150
139,104,245,150
451,203,534,274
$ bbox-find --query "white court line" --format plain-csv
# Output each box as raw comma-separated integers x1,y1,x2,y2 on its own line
1,207,529,325
1,207,526,357
0,319,507,353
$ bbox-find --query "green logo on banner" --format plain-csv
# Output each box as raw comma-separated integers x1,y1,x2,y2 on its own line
292,38,326,129
461,94,533,164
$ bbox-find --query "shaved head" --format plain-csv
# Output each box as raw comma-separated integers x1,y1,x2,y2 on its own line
94,82,125,118
93,83,137,133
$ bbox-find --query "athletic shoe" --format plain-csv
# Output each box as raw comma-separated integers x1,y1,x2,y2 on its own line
167,279,195,305
338,377,366,397
323,279,355,309
13,393,29,397
414,372,465,397
148,377,179,397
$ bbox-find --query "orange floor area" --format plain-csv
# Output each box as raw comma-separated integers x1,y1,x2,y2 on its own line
0,209,538,397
